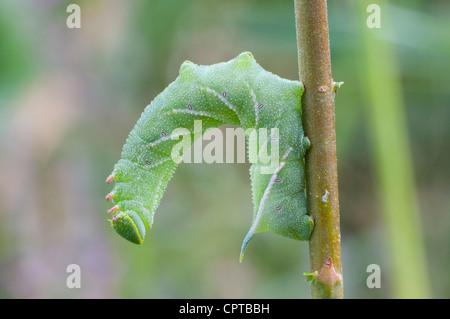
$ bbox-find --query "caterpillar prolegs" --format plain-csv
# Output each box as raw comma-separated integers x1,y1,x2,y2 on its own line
105,52,313,260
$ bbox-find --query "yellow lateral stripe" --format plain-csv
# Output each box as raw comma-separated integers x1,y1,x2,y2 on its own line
125,215,143,244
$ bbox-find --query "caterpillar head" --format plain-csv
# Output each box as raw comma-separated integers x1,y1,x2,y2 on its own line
110,211,146,245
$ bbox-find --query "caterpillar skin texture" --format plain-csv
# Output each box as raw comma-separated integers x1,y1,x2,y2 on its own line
105,52,313,260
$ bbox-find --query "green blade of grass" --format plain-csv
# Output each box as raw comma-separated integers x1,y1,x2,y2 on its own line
356,0,430,298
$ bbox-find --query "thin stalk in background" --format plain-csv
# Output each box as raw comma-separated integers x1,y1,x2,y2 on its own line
356,0,431,298
294,0,344,299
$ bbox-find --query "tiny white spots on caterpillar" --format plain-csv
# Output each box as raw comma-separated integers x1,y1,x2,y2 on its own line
249,147,293,235
171,109,224,122
244,82,259,127
202,86,239,116
148,135,171,147
146,157,171,168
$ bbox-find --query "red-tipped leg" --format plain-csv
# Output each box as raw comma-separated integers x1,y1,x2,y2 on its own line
106,175,114,184
108,206,118,214
105,193,114,201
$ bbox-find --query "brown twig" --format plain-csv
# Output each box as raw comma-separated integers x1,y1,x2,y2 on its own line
294,0,344,298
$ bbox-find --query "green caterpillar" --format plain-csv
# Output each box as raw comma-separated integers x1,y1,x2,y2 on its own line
105,52,313,260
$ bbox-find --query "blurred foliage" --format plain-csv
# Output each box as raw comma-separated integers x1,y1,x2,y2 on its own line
356,0,430,298
0,0,449,298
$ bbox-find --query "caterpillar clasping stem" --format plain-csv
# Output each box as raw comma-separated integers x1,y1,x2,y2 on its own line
104,52,314,256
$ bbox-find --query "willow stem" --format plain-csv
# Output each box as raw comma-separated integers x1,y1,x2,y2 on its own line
294,0,344,298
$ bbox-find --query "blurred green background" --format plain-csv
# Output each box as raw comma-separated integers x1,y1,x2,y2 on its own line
0,0,449,298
